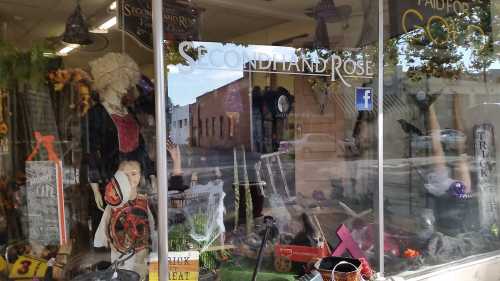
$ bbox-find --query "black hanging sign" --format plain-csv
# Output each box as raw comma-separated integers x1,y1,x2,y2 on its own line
118,0,201,50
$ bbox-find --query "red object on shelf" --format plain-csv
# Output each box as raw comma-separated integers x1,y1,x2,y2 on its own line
273,242,331,272
275,243,330,263
403,248,421,259
359,257,373,279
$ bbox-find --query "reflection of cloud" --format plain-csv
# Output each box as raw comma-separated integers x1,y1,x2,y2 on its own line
168,68,242,106
168,42,301,106
207,70,242,80
167,65,179,74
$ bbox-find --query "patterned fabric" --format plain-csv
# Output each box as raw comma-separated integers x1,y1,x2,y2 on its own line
104,171,131,207
104,178,122,207
109,196,150,253
110,114,140,153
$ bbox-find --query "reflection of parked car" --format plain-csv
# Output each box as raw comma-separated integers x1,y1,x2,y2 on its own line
279,134,336,157
411,129,466,151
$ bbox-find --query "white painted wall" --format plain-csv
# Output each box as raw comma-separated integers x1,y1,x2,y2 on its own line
170,105,190,144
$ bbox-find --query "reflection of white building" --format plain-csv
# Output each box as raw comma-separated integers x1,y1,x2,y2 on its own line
170,105,190,144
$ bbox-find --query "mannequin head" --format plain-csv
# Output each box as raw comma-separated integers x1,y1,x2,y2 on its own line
89,53,140,106
118,161,141,200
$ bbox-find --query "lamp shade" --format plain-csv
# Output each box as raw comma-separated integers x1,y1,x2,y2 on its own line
62,3,93,45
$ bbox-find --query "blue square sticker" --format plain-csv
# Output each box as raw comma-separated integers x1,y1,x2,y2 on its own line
356,87,373,111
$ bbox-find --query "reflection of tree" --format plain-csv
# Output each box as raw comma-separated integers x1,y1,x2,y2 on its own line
164,41,206,70
398,1,496,82
468,1,496,82
403,25,463,81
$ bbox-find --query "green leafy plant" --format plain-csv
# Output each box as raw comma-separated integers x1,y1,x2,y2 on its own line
0,41,53,89
168,212,223,271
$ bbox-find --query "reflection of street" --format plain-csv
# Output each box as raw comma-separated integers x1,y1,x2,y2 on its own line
171,145,485,240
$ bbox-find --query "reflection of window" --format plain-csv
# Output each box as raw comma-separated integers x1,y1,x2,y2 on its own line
179,120,182,129
220,116,224,138
212,117,215,137
199,120,202,136
206,119,209,137
184,119,187,126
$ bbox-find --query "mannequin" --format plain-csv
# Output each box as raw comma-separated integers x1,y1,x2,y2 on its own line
94,161,155,279
425,95,471,198
83,53,155,211
424,94,473,236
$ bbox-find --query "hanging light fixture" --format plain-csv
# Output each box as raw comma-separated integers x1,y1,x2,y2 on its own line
305,0,352,49
62,0,93,45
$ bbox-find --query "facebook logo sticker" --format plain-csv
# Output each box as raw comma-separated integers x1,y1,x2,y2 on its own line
355,87,373,111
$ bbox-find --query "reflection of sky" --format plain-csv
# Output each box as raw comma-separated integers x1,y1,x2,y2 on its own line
167,42,297,106
168,41,499,107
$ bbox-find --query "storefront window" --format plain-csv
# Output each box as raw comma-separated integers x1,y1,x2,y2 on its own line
166,1,381,280
0,0,159,280
384,0,500,276
0,0,498,280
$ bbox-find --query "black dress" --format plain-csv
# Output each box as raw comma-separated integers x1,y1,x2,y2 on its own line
81,103,154,185
81,103,155,235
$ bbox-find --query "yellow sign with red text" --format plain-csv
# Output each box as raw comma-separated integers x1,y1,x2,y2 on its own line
149,251,199,281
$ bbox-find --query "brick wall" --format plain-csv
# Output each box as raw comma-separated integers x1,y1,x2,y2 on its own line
191,77,251,150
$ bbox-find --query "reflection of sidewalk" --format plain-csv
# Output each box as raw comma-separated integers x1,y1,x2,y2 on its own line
173,146,264,175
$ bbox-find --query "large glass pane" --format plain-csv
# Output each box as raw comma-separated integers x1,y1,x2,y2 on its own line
0,1,158,280
384,0,500,276
166,0,381,280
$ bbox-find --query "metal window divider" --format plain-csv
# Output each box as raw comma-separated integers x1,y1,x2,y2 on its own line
152,0,169,280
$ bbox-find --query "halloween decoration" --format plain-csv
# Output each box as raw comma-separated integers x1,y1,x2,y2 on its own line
273,214,331,273
251,216,276,281
305,0,352,49
84,53,155,211
62,0,93,45
474,123,497,227
94,161,155,279
312,257,362,281
307,78,339,115
48,68,92,116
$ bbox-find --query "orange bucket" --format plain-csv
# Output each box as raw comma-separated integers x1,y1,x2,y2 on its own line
313,257,362,281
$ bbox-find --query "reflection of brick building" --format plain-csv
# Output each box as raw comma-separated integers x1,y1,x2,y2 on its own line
191,77,251,149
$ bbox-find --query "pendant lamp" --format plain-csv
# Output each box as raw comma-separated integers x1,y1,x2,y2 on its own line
62,0,93,45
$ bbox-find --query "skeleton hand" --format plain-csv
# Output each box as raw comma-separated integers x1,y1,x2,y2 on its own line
167,138,182,175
